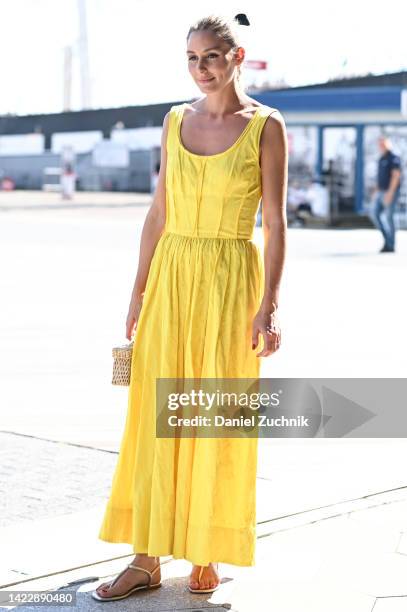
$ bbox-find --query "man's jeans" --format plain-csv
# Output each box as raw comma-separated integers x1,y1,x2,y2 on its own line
372,188,400,249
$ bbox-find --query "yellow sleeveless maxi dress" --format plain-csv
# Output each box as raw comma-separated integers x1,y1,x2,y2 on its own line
98,102,275,567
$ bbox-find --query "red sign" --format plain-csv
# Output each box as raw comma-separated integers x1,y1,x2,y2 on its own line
244,60,268,70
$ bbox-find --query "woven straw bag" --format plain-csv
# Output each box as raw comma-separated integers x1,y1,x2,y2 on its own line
112,340,134,386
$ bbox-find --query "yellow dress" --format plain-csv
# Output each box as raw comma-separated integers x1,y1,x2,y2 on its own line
98,102,275,566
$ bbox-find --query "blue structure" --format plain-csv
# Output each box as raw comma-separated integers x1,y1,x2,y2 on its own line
256,85,405,113
255,83,407,214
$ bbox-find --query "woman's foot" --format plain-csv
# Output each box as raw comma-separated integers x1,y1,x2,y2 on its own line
189,562,220,592
94,554,160,600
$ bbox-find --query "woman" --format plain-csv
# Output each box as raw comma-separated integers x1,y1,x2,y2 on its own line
92,12,287,601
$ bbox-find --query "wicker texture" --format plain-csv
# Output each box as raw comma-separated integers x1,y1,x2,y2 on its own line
112,340,134,386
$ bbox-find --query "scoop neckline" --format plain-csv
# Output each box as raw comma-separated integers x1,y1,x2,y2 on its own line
177,102,261,159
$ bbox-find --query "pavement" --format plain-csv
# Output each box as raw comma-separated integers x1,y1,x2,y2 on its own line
0,189,152,211
1,190,407,611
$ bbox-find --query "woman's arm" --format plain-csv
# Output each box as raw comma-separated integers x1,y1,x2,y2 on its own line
252,110,288,357
125,111,170,340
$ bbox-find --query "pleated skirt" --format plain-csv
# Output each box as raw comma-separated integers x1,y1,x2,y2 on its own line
98,230,264,566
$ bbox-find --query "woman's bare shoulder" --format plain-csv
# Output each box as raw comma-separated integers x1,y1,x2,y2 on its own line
257,105,287,162
259,106,287,143
256,103,284,121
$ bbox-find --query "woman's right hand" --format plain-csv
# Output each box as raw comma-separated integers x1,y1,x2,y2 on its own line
126,295,144,341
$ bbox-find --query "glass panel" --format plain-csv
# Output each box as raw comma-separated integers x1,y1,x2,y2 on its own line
322,127,356,214
363,125,407,228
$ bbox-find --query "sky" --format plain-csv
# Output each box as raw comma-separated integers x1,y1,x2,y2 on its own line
1,0,406,116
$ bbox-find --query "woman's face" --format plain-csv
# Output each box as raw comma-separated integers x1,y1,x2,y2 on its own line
186,30,243,91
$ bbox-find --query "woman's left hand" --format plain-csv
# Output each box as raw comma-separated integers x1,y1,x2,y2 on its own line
252,307,281,357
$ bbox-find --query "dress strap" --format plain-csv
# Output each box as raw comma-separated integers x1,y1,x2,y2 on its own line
249,106,280,159
166,104,183,153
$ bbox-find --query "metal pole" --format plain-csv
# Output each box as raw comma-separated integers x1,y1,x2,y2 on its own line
63,46,73,112
77,0,92,109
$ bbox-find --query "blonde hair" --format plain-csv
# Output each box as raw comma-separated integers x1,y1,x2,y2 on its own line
187,14,247,88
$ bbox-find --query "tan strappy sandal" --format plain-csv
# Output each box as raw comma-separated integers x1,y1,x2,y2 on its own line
91,562,161,601
188,563,220,594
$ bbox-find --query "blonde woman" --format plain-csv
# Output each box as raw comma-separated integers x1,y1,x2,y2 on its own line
93,12,287,601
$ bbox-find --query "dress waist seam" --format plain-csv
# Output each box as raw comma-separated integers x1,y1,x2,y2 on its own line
162,230,252,241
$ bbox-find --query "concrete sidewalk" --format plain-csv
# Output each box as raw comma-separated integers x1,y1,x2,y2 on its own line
1,481,407,611
1,200,407,610
0,189,152,211
1,431,407,611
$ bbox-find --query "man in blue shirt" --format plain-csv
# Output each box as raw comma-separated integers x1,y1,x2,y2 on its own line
372,136,402,253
